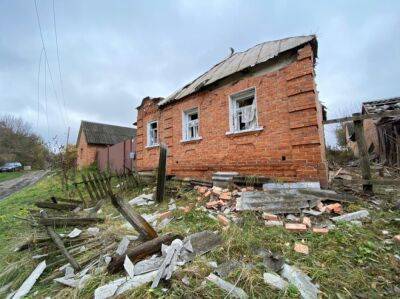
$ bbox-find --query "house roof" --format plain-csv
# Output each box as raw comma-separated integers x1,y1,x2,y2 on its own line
158,35,317,107
78,120,136,145
362,97,400,114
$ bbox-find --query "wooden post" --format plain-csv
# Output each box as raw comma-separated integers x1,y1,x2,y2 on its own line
73,181,86,206
353,113,373,193
40,210,81,271
109,194,157,241
154,144,167,203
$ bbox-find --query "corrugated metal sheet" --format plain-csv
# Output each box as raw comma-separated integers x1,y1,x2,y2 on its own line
158,35,316,107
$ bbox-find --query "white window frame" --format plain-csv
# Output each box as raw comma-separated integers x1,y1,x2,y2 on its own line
227,87,263,135
182,107,201,142
147,120,159,147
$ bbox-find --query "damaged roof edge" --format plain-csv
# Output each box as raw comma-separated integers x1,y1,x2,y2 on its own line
136,96,164,110
157,35,317,108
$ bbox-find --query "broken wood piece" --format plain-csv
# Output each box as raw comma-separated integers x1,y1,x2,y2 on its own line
263,272,288,290
107,233,181,274
109,194,157,240
39,216,104,227
35,201,79,211
40,210,80,271
12,261,46,299
281,264,319,299
206,273,248,299
331,210,369,222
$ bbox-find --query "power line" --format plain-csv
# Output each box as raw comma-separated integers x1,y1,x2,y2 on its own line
36,47,44,129
52,0,69,125
33,0,67,130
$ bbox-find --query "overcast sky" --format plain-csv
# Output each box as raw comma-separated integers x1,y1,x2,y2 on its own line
1,0,399,147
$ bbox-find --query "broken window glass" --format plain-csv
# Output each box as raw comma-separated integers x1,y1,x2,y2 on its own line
231,88,257,132
148,121,158,146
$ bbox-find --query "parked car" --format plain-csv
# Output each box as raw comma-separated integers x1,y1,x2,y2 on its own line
0,162,23,172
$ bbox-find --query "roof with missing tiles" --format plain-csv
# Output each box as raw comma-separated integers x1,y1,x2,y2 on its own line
362,97,400,114
158,35,317,107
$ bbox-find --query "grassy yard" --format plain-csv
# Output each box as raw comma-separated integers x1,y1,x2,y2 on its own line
0,171,24,182
0,172,399,298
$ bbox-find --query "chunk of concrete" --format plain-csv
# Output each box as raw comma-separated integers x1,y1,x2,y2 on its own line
331,210,369,222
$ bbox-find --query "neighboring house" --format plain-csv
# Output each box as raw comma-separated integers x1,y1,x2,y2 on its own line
76,120,136,168
345,97,400,166
135,35,328,186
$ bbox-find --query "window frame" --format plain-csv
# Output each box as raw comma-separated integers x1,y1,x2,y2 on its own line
146,120,159,147
227,87,263,134
182,107,201,142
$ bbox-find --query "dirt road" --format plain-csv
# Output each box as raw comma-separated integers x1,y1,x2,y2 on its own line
0,170,48,200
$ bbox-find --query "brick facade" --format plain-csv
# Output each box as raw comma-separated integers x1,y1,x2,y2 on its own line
135,44,328,186
76,131,107,169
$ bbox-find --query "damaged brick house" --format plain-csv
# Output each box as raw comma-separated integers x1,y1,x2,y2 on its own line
135,35,328,186
345,97,400,166
76,120,136,168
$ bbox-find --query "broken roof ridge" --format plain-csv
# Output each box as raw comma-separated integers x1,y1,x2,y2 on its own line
362,96,400,105
158,34,317,107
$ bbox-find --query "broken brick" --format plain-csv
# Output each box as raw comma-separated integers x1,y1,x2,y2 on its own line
204,190,211,198
219,192,232,201
262,213,279,221
294,243,309,255
394,235,400,244
206,201,220,209
312,227,329,234
285,223,307,232
197,196,203,202
302,216,311,228
198,186,208,194
157,211,172,220
316,201,326,212
179,205,192,213
217,214,230,226
212,186,222,196
325,203,342,214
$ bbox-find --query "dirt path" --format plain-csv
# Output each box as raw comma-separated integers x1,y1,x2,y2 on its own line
0,170,48,200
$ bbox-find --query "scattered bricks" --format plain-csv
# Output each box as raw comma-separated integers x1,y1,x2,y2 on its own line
263,213,279,221
394,235,400,244
198,186,208,194
316,201,326,212
302,217,311,228
212,186,223,196
206,201,220,209
219,192,232,201
294,243,309,255
265,220,284,227
217,214,230,226
325,203,342,214
158,211,172,220
204,190,212,198
312,227,329,234
285,223,307,232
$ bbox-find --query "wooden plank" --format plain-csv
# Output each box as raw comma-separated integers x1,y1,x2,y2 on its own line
90,172,105,198
39,217,104,227
353,113,373,193
323,109,400,125
109,194,157,240
35,202,78,211
40,210,80,271
154,144,167,203
81,174,95,203
107,233,181,274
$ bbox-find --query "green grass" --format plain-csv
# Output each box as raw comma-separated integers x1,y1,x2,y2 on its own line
0,171,24,182
0,175,399,298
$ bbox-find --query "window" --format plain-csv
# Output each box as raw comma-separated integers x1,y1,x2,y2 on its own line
229,88,259,133
183,108,200,141
147,121,158,147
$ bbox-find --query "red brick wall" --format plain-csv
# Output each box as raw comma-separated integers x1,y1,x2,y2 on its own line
76,131,107,169
135,44,328,186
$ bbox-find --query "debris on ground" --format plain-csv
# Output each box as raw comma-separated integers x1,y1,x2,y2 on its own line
281,263,319,299
206,273,249,299
294,243,309,255
263,272,289,290
11,260,47,299
331,210,370,222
